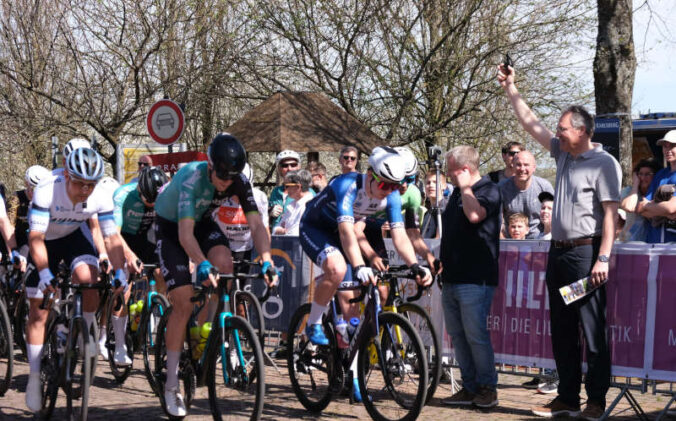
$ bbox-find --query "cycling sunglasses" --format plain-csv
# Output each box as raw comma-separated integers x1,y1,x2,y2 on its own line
371,172,400,191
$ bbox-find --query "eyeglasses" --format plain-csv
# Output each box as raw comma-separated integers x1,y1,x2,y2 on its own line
280,162,299,169
283,183,300,189
70,177,98,191
138,162,150,168
342,155,357,162
371,172,400,191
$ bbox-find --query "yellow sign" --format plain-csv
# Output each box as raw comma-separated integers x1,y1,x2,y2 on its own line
121,144,173,184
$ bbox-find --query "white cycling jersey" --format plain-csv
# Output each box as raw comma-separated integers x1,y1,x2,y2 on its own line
0,195,6,219
212,188,268,252
29,173,117,240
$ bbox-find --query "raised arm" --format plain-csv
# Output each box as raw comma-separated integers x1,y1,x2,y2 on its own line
497,65,555,151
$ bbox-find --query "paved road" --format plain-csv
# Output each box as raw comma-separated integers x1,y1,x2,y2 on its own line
0,348,672,420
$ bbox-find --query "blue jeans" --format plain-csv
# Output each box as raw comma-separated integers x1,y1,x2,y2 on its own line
442,283,498,393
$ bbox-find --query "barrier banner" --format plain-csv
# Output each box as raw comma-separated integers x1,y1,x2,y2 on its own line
650,249,676,381
250,236,311,332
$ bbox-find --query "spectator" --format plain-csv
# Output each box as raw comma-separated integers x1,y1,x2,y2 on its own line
507,213,528,240
421,170,451,238
619,158,660,241
499,150,554,238
269,150,302,228
537,191,554,240
636,130,676,243
488,141,524,183
440,145,500,409
307,161,328,192
499,64,620,420
338,145,360,174
273,170,313,236
138,154,153,172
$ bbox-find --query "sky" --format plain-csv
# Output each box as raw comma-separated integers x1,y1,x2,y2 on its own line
632,1,676,115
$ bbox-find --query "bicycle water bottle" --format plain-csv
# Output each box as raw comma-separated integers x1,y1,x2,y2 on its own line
56,323,69,354
134,300,144,331
196,322,211,359
335,316,349,349
129,303,138,332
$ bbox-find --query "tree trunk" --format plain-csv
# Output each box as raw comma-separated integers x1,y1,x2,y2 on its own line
594,0,636,186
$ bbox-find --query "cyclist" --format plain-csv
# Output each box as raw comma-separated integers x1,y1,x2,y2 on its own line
6,166,52,262
105,167,168,362
358,146,440,273
0,187,24,271
299,146,433,400
24,147,128,412
153,133,279,417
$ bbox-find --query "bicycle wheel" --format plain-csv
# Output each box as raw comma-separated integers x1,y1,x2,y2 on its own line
0,297,13,396
358,312,427,421
286,303,336,413
66,317,93,421
233,290,265,346
39,316,61,419
207,315,264,421
105,297,133,384
140,293,170,395
154,308,196,419
397,302,441,404
14,290,29,360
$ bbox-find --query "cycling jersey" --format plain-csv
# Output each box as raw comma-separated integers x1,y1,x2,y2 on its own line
302,172,404,230
212,188,268,252
28,173,117,240
371,183,422,229
113,182,155,235
155,161,258,223
6,190,30,249
300,173,403,266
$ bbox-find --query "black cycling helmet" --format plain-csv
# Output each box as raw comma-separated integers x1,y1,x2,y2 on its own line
137,166,168,203
207,133,247,179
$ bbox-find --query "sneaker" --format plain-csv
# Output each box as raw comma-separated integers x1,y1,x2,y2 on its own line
352,377,362,403
580,401,605,421
441,387,476,406
531,397,581,418
164,386,187,417
113,348,132,366
537,380,559,394
25,372,42,412
304,324,329,346
98,342,109,361
523,377,545,389
473,387,498,408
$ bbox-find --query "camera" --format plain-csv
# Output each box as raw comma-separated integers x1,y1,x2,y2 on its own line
427,145,442,162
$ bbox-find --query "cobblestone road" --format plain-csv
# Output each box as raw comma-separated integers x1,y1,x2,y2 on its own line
0,348,672,420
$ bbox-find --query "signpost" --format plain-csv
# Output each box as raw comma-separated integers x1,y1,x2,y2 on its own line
146,99,185,146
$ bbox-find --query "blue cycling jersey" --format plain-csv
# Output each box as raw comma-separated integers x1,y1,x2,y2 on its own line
302,172,404,230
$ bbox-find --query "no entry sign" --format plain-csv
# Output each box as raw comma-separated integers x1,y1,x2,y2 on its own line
146,99,185,145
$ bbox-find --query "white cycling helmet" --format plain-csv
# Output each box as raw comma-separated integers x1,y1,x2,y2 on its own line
368,146,406,183
242,163,254,184
63,138,91,160
66,147,105,181
25,165,51,188
275,150,301,164
394,146,418,178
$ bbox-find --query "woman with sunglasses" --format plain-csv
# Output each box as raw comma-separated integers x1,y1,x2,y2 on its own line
269,150,316,229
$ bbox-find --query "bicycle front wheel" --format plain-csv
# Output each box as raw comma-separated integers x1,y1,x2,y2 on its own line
358,312,428,421
207,315,264,421
0,297,13,396
397,302,441,403
66,317,94,421
233,290,265,346
140,293,170,395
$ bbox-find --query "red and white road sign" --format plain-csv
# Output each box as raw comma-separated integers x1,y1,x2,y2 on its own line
146,99,185,145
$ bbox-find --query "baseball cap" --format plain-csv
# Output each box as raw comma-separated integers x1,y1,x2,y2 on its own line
538,191,554,203
656,130,676,146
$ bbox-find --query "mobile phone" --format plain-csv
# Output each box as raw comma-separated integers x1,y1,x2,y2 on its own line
503,54,512,75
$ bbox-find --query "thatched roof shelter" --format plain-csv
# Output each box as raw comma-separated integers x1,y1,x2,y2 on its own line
226,91,382,155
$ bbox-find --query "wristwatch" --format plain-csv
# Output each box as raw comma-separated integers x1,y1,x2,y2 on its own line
598,255,609,263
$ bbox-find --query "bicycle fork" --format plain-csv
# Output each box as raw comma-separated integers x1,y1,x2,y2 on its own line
216,293,248,384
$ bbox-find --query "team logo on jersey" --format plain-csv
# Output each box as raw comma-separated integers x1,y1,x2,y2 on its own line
217,206,247,225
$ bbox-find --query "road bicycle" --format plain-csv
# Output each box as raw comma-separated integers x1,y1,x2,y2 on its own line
287,271,428,421
153,266,265,420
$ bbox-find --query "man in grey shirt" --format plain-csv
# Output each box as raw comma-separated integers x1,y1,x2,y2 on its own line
500,150,554,238
498,64,620,421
